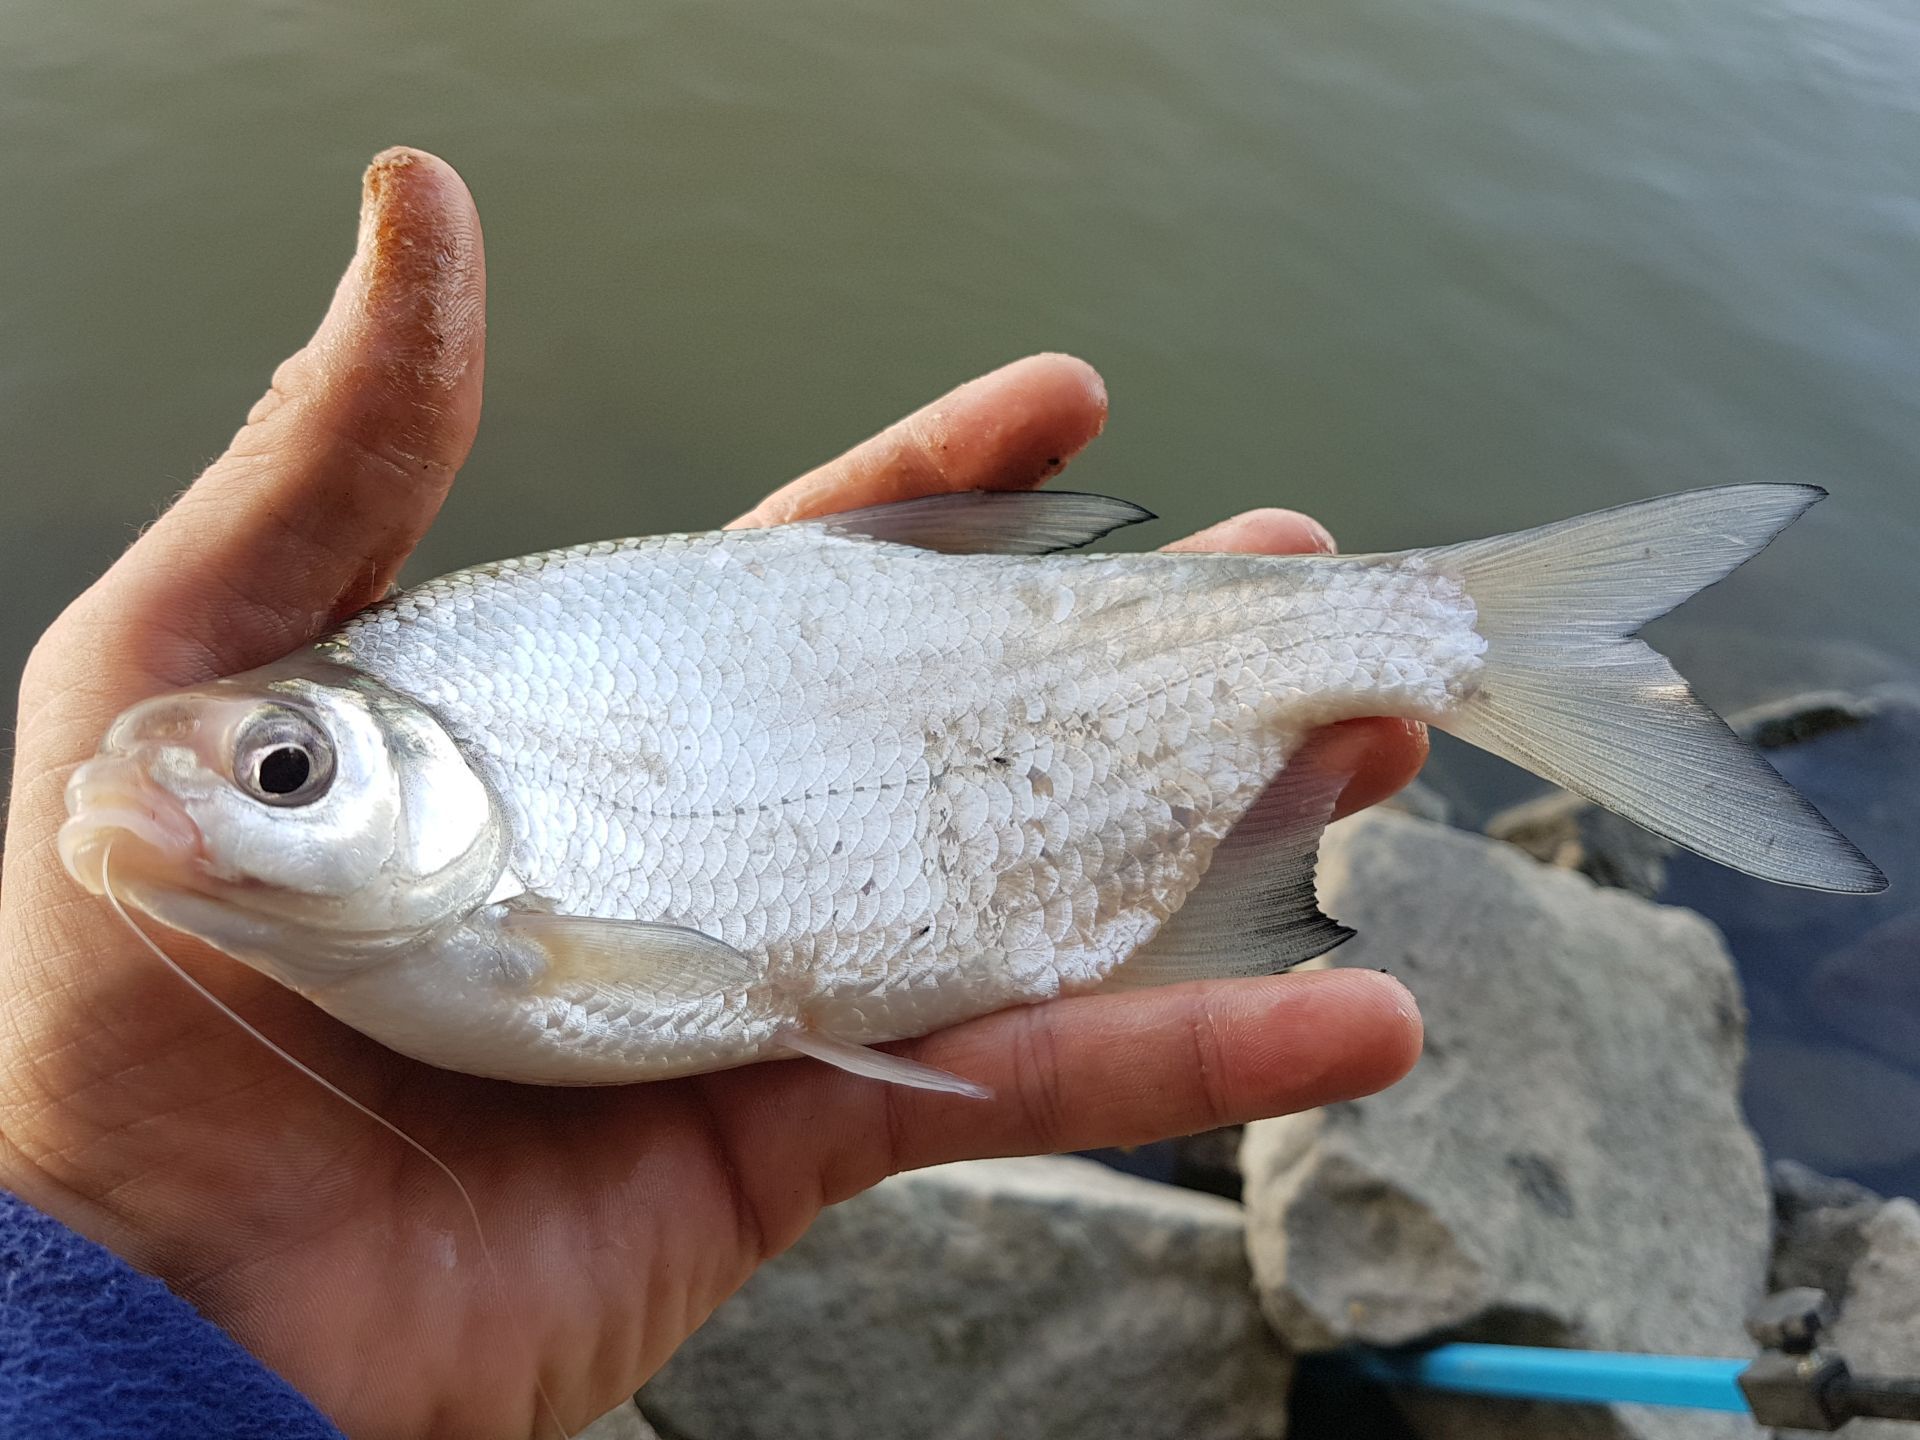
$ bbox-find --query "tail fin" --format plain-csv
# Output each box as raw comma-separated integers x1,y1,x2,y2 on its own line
1423,485,1886,894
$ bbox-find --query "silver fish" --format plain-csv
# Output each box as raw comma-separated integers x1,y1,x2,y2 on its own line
58,486,1885,1096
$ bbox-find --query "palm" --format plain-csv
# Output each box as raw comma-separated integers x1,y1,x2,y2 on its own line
0,148,1424,1440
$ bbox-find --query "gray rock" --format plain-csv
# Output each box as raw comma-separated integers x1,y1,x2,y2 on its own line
642,1156,1288,1440
1243,811,1769,1440
576,1400,660,1440
1820,1198,1920,1439
1381,777,1454,827
1763,1166,1920,1437
1484,787,1675,899
1729,690,1876,751
1769,1159,1884,1300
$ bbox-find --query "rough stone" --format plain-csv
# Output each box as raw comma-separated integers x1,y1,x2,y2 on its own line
1769,1159,1884,1300
577,1400,660,1440
1484,787,1675,899
1380,777,1453,827
1731,690,1876,752
1767,1164,1920,1438
1243,810,1769,1440
642,1156,1288,1440
1819,1198,1920,1438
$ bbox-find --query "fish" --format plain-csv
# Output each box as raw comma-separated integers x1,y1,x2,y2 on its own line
57,484,1886,1097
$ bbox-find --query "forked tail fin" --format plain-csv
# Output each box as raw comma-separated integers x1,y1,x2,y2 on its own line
1422,484,1886,893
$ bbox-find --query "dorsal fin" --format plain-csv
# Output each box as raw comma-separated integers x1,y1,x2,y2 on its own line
819,490,1155,555
1104,735,1356,990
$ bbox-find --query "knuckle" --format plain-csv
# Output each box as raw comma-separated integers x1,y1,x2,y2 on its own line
1183,1004,1237,1130
879,1079,912,1180
19,607,100,724
1009,1009,1071,1153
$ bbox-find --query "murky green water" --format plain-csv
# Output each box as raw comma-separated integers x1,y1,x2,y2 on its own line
3,2,1917,1174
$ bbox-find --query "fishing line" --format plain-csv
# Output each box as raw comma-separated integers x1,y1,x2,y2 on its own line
100,843,569,1440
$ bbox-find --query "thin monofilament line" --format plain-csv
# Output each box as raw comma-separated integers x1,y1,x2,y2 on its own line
100,844,569,1440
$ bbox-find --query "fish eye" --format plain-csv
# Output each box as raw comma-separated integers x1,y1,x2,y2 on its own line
233,706,335,807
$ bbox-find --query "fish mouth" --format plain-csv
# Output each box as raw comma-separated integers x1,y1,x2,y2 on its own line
58,756,203,897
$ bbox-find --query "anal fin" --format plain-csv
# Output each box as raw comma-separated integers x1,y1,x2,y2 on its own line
1105,733,1356,990
779,1029,993,1100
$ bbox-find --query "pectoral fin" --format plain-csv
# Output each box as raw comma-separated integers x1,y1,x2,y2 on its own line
497,905,993,1098
499,902,761,1002
778,1028,993,1100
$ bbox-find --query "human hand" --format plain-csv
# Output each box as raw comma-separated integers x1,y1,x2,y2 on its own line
0,149,1424,1438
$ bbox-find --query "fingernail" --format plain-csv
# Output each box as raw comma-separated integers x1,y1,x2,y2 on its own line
1053,354,1107,424
1298,514,1338,555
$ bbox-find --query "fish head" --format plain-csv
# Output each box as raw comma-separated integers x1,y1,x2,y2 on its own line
59,657,507,986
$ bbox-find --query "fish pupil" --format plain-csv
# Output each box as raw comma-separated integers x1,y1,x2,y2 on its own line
257,746,312,796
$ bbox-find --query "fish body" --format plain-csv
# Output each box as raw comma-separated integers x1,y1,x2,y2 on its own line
59,487,1886,1094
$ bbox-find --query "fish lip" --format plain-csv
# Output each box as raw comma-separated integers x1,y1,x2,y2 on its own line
58,755,204,896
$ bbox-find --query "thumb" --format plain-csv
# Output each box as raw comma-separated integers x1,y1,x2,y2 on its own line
76,146,486,689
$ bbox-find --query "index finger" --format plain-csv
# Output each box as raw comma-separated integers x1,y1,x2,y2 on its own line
703,967,1421,1220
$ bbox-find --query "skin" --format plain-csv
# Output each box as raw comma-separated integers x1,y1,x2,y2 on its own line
0,148,1426,1438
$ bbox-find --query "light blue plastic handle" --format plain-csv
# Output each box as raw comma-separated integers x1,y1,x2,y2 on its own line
1356,1343,1752,1413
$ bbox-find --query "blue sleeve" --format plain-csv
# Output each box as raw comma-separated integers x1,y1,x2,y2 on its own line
0,1189,345,1439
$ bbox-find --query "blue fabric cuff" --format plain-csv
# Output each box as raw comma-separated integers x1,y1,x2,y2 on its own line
0,1188,344,1439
